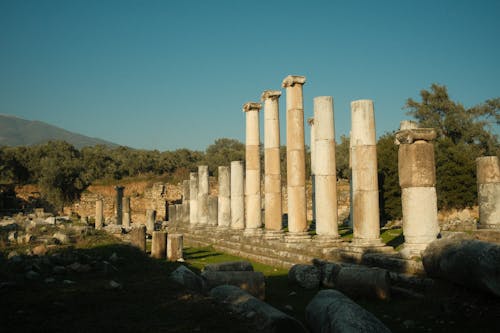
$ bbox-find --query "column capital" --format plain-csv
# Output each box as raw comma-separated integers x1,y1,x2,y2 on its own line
395,128,437,145
243,102,262,112
307,117,314,126
282,75,306,88
261,90,282,101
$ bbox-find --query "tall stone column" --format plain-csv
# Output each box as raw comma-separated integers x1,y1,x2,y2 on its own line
182,180,190,223
396,122,439,256
350,100,382,246
308,117,316,230
189,172,198,226
151,231,167,259
313,96,339,241
218,166,231,228
476,156,500,229
115,186,124,225
146,209,156,233
231,161,245,230
262,90,283,239
122,196,131,228
95,199,104,229
282,75,309,241
197,165,209,226
208,196,218,226
243,102,262,235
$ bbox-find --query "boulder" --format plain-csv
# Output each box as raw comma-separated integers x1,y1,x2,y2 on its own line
305,289,392,333
32,244,48,256
210,285,307,333
170,265,204,292
288,264,320,289
52,232,70,244
201,271,265,300
422,235,500,296
203,261,253,272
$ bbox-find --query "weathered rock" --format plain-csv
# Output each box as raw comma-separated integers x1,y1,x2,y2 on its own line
53,266,67,275
201,271,265,300
52,232,70,244
103,224,123,234
8,231,18,243
167,233,183,262
422,235,500,296
312,259,343,288
203,261,254,272
108,280,122,289
45,217,56,225
25,270,40,280
288,264,320,289
170,265,204,292
67,262,91,273
7,251,22,263
333,266,391,300
210,285,307,333
32,244,48,256
305,289,392,333
44,277,56,284
151,231,167,259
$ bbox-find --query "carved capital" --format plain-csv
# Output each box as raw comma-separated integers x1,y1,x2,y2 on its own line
281,75,306,88
242,102,262,113
395,128,437,145
261,90,282,101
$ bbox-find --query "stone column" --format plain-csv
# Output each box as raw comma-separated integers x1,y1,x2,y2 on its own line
231,161,245,230
350,100,382,246
122,197,131,228
313,96,340,241
167,233,184,261
282,75,309,241
308,117,316,231
182,179,190,223
151,231,167,259
168,205,176,223
130,225,146,252
218,166,231,228
396,123,439,256
189,172,198,226
197,165,209,225
208,196,218,226
115,186,124,225
146,209,156,233
95,199,104,229
243,102,262,235
476,156,500,229
262,90,283,239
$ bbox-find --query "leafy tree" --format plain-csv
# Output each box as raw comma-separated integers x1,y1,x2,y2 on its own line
377,133,401,220
205,138,245,175
405,84,500,209
336,135,350,180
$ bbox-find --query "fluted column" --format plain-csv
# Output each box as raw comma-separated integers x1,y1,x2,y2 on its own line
189,172,198,226
476,156,500,229
122,196,131,228
243,102,262,235
313,96,340,241
282,75,309,241
218,166,231,228
230,161,245,230
308,117,316,231
197,165,209,225
115,186,124,225
262,90,283,239
95,199,104,229
350,100,382,246
396,122,439,257
182,179,190,223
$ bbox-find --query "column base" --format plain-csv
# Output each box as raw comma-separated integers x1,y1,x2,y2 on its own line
243,228,263,237
351,237,385,247
399,243,430,259
285,232,311,243
263,230,284,240
313,234,343,245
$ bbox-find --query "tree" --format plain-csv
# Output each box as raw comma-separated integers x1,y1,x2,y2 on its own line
205,138,245,175
336,135,350,180
405,84,500,209
377,133,401,220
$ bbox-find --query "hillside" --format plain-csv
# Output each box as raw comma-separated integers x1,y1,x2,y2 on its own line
0,114,118,149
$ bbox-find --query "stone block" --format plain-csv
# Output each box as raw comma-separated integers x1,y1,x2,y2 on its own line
398,142,436,188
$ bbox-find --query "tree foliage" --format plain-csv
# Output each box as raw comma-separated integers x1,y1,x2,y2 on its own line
405,83,500,209
377,133,401,220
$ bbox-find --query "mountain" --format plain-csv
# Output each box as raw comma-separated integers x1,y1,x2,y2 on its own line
0,114,119,149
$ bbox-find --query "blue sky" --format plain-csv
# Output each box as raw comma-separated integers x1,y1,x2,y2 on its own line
1,0,499,151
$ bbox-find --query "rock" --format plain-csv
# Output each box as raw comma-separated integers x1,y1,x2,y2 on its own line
314,261,343,288
109,280,122,289
129,225,146,252
305,289,392,333
203,261,254,272
210,285,307,333
170,265,204,292
67,262,91,273
25,270,40,280
53,266,67,275
7,251,22,263
8,231,18,243
109,252,118,262
201,271,266,300
23,233,35,244
103,224,123,234
32,244,48,256
403,320,416,329
45,217,56,225
63,280,75,285
52,232,70,244
334,266,391,301
167,233,183,262
44,277,56,284
422,236,500,296
288,264,320,289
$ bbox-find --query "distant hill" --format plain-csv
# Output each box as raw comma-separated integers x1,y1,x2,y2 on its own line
0,114,119,149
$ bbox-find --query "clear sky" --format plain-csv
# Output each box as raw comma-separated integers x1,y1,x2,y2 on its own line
1,0,499,151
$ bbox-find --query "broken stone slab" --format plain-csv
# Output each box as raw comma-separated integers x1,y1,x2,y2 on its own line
333,266,391,301
203,261,254,272
166,233,183,262
170,265,204,292
305,289,392,333
288,264,321,289
422,235,500,296
210,285,307,333
129,225,146,252
201,271,265,300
